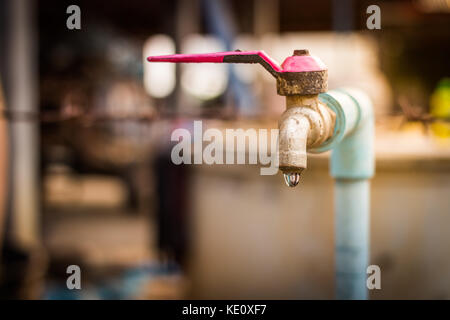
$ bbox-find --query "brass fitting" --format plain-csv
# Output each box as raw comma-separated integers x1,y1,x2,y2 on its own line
277,51,335,186
279,95,336,175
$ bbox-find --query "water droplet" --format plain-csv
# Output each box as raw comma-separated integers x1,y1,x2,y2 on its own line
283,172,301,187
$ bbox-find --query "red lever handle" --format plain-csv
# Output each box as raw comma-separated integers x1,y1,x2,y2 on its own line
147,50,282,78
147,49,327,80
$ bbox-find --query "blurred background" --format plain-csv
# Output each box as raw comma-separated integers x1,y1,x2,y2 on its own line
0,0,449,299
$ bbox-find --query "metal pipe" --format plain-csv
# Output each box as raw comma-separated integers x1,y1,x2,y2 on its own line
320,88,375,300
4,0,40,248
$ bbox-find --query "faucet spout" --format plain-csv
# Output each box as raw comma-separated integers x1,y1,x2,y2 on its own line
278,94,335,184
278,107,310,174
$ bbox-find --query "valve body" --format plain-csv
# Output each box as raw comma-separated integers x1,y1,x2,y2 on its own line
277,50,335,181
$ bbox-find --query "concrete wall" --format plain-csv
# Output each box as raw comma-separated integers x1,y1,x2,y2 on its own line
187,157,450,299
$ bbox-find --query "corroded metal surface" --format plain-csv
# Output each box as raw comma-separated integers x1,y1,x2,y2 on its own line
276,70,328,96
278,95,335,174
278,110,310,173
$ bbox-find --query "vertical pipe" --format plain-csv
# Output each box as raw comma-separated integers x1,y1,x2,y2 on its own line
254,0,279,35
0,78,8,259
335,179,370,299
5,0,40,248
202,0,255,115
324,89,375,300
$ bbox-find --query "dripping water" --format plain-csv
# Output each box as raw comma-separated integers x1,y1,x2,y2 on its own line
283,172,301,187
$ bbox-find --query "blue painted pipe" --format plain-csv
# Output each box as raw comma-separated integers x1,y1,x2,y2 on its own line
319,89,375,300
334,179,370,299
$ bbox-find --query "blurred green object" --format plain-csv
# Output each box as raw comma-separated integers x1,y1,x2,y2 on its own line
430,78,450,138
